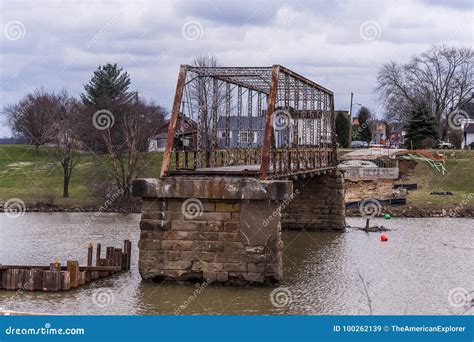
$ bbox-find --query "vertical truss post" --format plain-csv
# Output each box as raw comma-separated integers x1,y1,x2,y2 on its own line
310,88,315,146
302,83,307,146
196,79,205,169
211,78,218,166
237,86,242,151
293,79,299,147
330,94,338,165
248,89,253,149
257,92,262,147
160,65,187,178
284,74,290,148
225,83,231,148
317,90,322,165
260,65,280,179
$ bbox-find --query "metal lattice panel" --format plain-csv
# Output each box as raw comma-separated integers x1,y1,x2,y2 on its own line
161,64,337,179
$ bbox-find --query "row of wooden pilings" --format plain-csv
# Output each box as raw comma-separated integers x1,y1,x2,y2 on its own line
0,240,132,291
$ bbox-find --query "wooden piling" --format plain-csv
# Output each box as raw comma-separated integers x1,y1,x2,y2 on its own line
67,261,79,288
87,243,93,267
61,271,70,291
0,240,131,292
106,247,114,268
123,240,132,271
96,243,101,266
30,269,43,291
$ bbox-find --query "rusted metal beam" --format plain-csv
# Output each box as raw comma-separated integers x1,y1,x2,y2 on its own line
260,65,280,180
160,65,187,178
330,94,338,165
278,65,333,95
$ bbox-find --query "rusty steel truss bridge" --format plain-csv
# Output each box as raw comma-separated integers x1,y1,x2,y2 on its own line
160,64,338,180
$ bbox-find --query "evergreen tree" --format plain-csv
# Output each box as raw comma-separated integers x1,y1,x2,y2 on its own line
81,63,132,105
356,107,372,142
79,63,133,152
335,111,350,147
404,104,438,149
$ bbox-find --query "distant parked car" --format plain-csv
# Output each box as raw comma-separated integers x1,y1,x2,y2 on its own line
350,141,369,148
338,160,378,168
437,140,454,149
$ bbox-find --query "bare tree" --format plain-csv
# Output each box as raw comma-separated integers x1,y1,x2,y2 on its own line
376,45,474,138
190,55,226,164
102,97,166,203
49,91,82,198
4,89,58,156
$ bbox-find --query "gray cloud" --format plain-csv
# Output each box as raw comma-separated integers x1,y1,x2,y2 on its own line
0,0,472,136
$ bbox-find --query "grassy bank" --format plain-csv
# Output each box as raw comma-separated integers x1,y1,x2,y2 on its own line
1,145,473,210
0,144,164,207
404,150,474,205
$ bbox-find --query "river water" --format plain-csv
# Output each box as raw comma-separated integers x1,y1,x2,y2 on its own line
0,213,472,315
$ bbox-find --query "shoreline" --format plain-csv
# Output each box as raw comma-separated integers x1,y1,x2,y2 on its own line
11,203,474,218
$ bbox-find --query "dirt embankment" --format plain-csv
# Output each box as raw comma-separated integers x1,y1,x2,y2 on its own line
344,179,474,218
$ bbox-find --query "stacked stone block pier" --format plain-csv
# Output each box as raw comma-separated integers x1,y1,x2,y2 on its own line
133,172,345,285
281,170,346,231
133,177,292,285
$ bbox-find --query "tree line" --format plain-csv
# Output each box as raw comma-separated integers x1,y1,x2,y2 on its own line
3,63,167,203
335,45,473,149
376,45,473,148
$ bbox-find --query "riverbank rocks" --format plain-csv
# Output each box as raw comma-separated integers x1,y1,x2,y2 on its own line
133,177,292,285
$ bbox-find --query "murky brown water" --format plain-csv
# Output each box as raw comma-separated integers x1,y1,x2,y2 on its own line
0,213,472,315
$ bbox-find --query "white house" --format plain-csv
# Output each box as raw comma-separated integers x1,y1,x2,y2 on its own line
460,101,474,148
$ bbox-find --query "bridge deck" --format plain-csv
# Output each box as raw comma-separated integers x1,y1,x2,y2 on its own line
169,164,336,178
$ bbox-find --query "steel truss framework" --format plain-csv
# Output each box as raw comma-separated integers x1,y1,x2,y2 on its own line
160,65,338,179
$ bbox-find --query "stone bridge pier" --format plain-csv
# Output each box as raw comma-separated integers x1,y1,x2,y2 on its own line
281,170,346,231
133,172,345,285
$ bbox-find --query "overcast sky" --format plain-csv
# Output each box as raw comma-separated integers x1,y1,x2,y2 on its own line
0,0,472,136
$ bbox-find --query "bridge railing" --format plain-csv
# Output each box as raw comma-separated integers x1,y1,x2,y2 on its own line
161,65,337,179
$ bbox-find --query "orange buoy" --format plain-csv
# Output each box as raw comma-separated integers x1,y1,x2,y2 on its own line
380,234,388,242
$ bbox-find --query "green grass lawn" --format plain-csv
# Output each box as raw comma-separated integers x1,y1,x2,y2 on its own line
0,145,164,206
404,150,474,205
1,145,473,208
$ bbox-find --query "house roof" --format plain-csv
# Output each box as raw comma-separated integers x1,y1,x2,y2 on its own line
156,113,197,134
465,123,474,134
460,101,474,120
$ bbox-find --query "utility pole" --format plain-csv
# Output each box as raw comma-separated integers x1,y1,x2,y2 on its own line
349,92,353,144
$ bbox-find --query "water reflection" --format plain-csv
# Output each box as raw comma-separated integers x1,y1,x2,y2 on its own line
0,213,472,315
